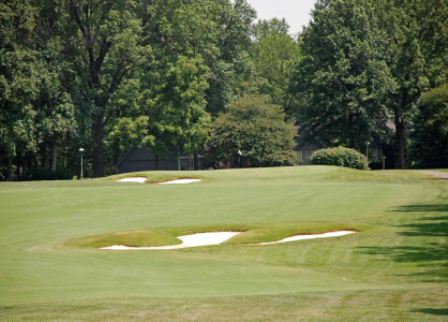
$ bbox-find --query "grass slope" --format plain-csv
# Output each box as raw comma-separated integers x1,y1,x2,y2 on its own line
0,166,447,321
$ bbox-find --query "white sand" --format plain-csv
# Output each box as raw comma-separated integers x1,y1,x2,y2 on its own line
257,230,356,245
117,177,147,183
160,179,202,185
101,232,240,251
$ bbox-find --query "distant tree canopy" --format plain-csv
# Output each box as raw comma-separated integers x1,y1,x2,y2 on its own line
251,19,301,113
290,0,394,151
210,95,297,166
1,0,447,180
410,85,448,168
289,0,448,168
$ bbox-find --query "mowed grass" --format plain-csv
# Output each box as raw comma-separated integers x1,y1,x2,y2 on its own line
0,166,447,321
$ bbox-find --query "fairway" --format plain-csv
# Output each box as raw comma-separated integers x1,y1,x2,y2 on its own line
0,166,447,321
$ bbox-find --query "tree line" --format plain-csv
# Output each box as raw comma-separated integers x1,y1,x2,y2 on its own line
1,0,447,180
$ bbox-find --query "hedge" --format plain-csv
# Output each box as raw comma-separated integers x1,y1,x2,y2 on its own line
311,147,369,170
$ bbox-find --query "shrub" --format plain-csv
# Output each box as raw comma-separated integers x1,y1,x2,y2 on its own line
209,95,297,167
311,147,368,170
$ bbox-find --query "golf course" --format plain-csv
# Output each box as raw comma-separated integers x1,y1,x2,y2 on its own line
0,166,447,321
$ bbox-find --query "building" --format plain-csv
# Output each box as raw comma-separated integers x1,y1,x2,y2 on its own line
116,148,204,173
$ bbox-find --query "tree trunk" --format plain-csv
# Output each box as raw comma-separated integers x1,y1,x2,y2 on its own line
6,156,13,180
92,117,105,177
193,150,199,170
395,111,406,169
347,113,355,148
51,142,58,172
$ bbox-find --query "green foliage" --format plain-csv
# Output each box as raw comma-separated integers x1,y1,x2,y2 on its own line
253,18,290,39
106,116,155,154
146,55,212,155
251,20,301,110
21,168,74,181
145,0,256,116
410,85,448,168
311,147,369,170
210,95,297,166
290,0,394,150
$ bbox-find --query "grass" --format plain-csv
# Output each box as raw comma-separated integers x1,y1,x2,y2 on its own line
0,166,447,321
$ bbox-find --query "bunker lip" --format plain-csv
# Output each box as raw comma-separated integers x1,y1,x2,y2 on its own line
257,230,356,245
159,178,202,185
117,177,147,183
100,231,240,250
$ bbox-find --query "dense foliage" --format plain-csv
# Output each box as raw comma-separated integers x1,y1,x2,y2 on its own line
311,147,368,170
1,0,447,179
409,85,448,168
210,95,297,166
290,0,448,168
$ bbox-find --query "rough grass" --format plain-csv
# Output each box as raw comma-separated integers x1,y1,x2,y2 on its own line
112,172,206,184
69,223,363,248
0,166,447,321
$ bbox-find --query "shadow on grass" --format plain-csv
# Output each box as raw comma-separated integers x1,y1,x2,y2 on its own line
414,308,448,316
393,204,448,213
359,204,448,315
359,204,448,282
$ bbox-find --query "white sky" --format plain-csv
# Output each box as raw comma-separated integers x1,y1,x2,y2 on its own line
246,0,318,35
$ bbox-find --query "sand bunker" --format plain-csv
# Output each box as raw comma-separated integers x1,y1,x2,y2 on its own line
101,232,240,251
117,177,147,183
160,179,202,185
257,230,356,245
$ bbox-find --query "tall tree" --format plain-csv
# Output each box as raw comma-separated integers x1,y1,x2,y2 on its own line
0,0,41,179
138,0,255,165
210,94,297,166
410,84,448,168
144,56,211,167
65,0,148,177
253,18,290,39
251,19,301,112
290,0,394,150
144,0,255,116
375,0,448,168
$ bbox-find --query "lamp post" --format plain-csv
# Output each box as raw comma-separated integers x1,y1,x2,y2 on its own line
79,148,85,179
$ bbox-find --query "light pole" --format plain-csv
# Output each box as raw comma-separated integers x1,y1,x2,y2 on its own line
79,147,85,179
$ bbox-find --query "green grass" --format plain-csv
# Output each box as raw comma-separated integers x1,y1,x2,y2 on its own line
0,166,447,321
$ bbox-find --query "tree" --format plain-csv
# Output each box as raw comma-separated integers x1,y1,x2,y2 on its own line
289,0,395,151
410,85,448,168
210,95,297,166
65,0,148,177
144,56,212,168
143,0,255,116
139,0,254,167
0,0,40,179
251,20,300,112
33,0,77,173
375,0,448,168
253,18,290,40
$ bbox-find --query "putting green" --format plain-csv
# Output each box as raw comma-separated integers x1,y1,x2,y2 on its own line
0,166,447,321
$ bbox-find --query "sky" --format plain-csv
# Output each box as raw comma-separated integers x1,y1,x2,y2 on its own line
246,0,318,35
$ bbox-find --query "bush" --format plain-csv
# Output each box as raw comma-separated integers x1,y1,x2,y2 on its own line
21,168,74,181
209,95,297,167
311,147,368,170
